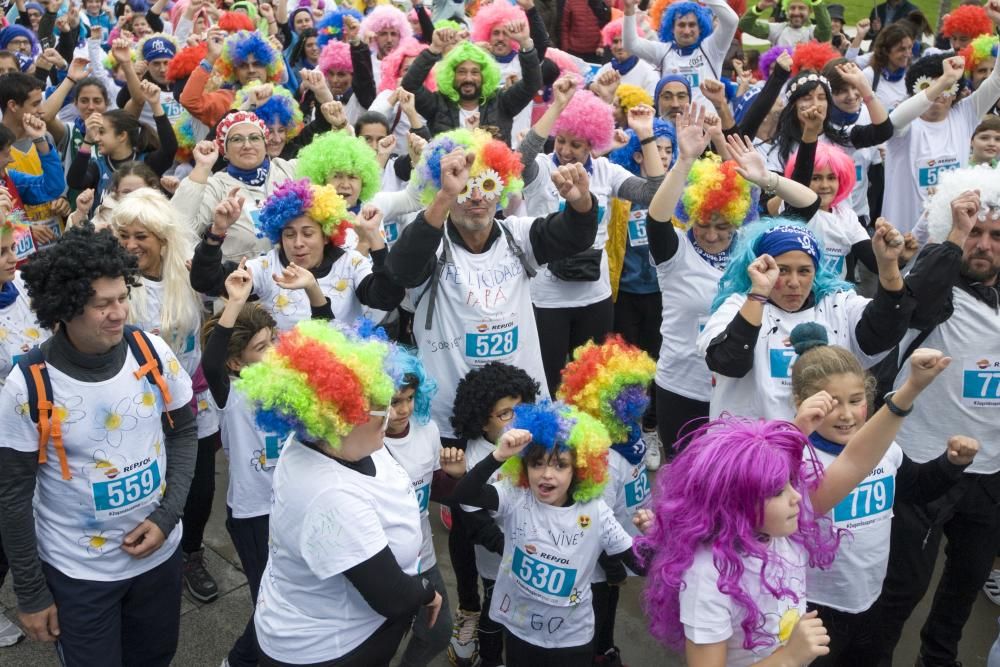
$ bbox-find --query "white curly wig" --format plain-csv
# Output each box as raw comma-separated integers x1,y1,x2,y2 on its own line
924,164,1000,243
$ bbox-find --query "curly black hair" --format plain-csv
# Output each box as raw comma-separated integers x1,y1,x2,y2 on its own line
450,362,541,440
905,54,963,99
20,225,140,330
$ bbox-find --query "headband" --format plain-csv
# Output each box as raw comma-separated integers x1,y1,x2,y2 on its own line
755,224,820,266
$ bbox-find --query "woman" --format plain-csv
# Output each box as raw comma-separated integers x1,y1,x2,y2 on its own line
859,24,915,110
189,179,404,331
69,162,161,230
237,318,443,667
286,27,321,73
38,60,110,183
232,83,305,160
171,113,297,262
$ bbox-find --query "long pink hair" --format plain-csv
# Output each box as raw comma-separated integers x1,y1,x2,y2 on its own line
784,141,856,208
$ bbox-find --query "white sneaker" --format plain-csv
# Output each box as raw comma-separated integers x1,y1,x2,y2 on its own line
447,608,480,666
984,569,1000,605
0,612,24,647
642,428,662,471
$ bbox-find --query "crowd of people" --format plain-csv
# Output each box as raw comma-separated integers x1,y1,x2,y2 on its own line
0,0,997,664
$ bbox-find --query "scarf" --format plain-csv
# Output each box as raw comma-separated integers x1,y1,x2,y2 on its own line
829,105,860,127
226,157,270,187
881,67,906,82
671,43,697,56
494,51,517,64
551,153,594,174
611,55,638,76
610,426,647,465
809,431,845,456
688,228,732,271
0,280,18,309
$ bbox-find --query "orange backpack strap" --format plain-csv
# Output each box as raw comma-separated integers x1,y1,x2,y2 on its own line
17,349,71,480
124,327,175,428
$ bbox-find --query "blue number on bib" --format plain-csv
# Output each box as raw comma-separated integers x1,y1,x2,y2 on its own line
92,461,161,512
512,546,577,598
414,482,430,513
855,164,863,182
963,369,1000,399
822,254,846,277
918,163,958,187
264,434,285,462
466,327,519,359
769,348,796,379
684,71,700,87
183,333,196,354
833,477,894,523
383,221,399,244
627,216,648,246
625,468,650,509
558,200,606,223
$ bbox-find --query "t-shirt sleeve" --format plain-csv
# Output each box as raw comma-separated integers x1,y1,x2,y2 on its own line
249,255,273,301
300,486,389,579
679,550,735,644
494,480,521,519
846,214,870,245
429,421,441,473
150,333,194,410
599,499,633,556
348,250,374,285
0,368,41,453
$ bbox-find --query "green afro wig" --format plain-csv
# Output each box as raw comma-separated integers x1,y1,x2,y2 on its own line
434,41,501,104
294,130,382,203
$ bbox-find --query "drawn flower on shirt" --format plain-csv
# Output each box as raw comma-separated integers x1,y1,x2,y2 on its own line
81,448,128,479
78,528,124,556
0,326,8,343
53,395,85,430
165,355,182,380
133,389,159,418
91,398,137,447
777,608,800,644
272,290,302,315
251,448,268,472
334,279,348,293
23,326,41,341
568,588,581,605
14,392,31,420
351,256,362,268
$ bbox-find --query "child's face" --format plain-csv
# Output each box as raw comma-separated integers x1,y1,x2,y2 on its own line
972,128,1000,164
810,166,840,211
813,372,868,446
388,387,416,435
228,327,275,373
526,449,574,507
761,481,802,537
483,395,520,442
85,0,102,14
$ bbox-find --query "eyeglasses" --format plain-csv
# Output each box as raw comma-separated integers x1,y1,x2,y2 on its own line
226,134,265,147
490,408,515,422
370,408,390,430
7,38,30,48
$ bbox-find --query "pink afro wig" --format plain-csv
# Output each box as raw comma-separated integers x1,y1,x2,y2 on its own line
601,18,623,47
379,37,437,93
318,40,353,74
471,2,528,51
551,90,614,153
791,40,841,75
943,5,993,39
360,5,412,43
784,142,856,208
544,47,584,83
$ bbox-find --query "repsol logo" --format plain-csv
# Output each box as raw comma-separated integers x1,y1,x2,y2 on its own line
538,551,571,565
122,457,152,474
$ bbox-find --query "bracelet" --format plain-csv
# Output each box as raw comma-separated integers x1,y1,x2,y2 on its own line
764,172,778,196
640,135,656,145
82,138,97,145
203,228,227,244
883,391,913,417
746,292,769,303
66,76,79,85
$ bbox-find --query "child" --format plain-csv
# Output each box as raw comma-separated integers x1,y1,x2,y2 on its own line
970,115,1000,167
557,335,657,666
447,362,542,667
450,400,648,667
788,322,978,665
382,349,464,667
636,344,954,666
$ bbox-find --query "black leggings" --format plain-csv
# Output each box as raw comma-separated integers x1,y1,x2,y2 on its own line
654,384,709,461
442,436,482,615
591,581,620,655
807,601,879,667
181,431,219,553
613,291,662,430
534,298,614,395
503,630,592,667
257,617,411,667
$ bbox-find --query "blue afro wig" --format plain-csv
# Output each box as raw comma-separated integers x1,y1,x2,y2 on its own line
660,2,714,45
388,346,437,425
316,8,363,47
608,119,678,176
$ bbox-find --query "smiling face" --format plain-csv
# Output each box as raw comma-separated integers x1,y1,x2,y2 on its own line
227,326,276,373
117,222,164,278
794,86,829,124
525,446,575,506
786,1,810,28
554,132,591,166
293,11,314,32
224,125,267,170
831,83,862,114
672,12,701,48
972,128,1000,164
691,216,735,255
770,250,815,312
265,123,288,158
130,15,151,37
303,36,321,63
812,372,869,446
455,61,483,102
97,117,129,156
65,276,130,355
75,84,108,120
761,481,802,538
236,54,266,86
489,24,512,57
888,37,914,70
325,68,353,97
281,215,326,269
327,171,362,207
810,166,840,211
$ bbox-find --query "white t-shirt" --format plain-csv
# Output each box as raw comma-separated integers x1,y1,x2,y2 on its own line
490,485,632,648
595,60,660,100
0,332,192,581
523,156,633,309
863,67,908,111
384,420,443,571
249,247,374,332
128,278,203,377
654,228,723,402
254,440,422,663
594,442,650,583
220,389,291,519
410,218,549,439
497,55,532,150
806,203,870,281
0,274,49,386
894,288,1000,474
462,435,506,580
764,22,818,47
680,537,807,667
808,443,903,613
698,291,888,421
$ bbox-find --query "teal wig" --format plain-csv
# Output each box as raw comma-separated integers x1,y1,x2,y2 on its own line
388,346,437,425
434,41,501,104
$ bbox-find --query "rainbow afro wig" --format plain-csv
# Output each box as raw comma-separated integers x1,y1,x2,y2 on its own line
470,2,527,51
316,7,363,47
434,42,501,103
172,110,199,163
216,31,286,84
235,318,397,448
557,336,656,445
234,84,304,138
601,18,624,47
257,178,352,246
961,34,999,77
318,40,353,74
943,5,992,39
388,346,437,425
295,131,381,203
1,208,28,235
380,37,437,93
660,2,713,46
361,5,413,43
758,44,792,79
551,90,615,153
502,400,611,502
609,119,678,175
616,83,654,113
791,40,841,75
676,154,760,227
415,128,525,207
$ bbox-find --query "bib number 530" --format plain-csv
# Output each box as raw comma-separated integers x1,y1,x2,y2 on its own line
512,546,576,598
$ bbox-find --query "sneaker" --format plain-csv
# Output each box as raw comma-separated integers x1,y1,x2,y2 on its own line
642,428,662,472
0,612,24,647
440,505,453,532
593,646,625,666
985,569,1000,605
447,608,480,667
183,549,219,603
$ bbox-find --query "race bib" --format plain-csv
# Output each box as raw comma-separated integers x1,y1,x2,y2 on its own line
917,157,959,189
627,209,648,247
382,220,399,244
264,433,287,468
465,318,519,362
676,67,700,88
414,481,430,513
624,466,650,509
855,164,863,183
822,252,846,278
769,348,796,381
91,458,162,520
246,202,265,239
961,356,1000,408
833,476,894,525
13,224,35,260
512,545,577,601
182,333,197,354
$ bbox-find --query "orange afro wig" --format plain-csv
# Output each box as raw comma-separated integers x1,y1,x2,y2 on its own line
942,5,993,39
791,40,841,75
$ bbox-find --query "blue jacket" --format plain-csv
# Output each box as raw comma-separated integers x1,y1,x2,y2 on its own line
6,140,66,205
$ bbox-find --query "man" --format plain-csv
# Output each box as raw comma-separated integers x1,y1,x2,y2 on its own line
359,4,411,88
874,173,1000,667
653,74,693,124
868,0,918,39
739,0,832,46
113,34,183,127
401,27,542,144
0,225,197,666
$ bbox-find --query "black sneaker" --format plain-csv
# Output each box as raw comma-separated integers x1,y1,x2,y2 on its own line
183,549,219,603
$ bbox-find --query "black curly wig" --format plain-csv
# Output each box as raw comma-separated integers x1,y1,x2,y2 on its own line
450,362,541,440
20,225,140,330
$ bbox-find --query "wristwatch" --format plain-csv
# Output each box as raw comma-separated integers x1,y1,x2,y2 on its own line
883,391,913,417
